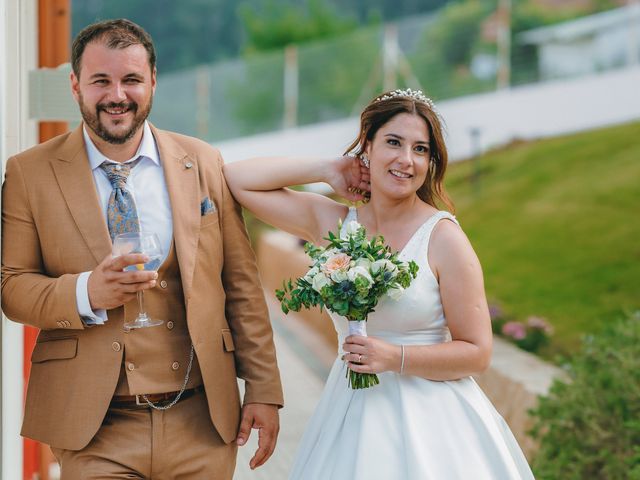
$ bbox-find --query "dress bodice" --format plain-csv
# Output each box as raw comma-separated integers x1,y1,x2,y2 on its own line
330,207,459,350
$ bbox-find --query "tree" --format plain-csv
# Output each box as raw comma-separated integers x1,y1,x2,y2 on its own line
238,0,357,53
229,0,374,133
72,0,243,72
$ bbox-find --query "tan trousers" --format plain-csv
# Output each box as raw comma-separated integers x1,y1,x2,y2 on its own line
51,390,237,479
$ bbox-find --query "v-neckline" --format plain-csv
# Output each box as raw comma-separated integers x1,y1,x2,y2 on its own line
347,207,443,256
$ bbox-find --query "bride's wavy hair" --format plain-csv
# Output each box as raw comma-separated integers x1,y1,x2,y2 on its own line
344,91,454,213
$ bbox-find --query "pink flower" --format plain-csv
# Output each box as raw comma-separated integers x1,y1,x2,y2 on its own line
502,321,527,340
526,316,554,335
322,253,352,274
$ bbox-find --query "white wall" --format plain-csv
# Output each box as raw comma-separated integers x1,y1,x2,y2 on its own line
1,0,38,478
540,27,636,78
217,66,640,164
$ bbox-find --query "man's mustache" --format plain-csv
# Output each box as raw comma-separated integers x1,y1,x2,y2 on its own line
97,102,138,112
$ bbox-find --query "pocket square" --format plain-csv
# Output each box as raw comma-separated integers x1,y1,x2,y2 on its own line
201,197,217,216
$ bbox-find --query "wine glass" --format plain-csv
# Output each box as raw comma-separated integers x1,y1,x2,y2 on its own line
113,232,164,330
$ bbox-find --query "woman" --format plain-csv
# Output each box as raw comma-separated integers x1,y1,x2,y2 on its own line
223,89,534,479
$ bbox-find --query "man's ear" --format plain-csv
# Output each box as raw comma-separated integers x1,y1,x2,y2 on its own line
151,67,157,95
70,71,80,103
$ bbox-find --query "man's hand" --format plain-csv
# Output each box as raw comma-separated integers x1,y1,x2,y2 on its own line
87,253,157,310
236,403,280,470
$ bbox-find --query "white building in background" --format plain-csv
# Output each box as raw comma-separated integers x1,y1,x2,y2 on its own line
518,3,640,80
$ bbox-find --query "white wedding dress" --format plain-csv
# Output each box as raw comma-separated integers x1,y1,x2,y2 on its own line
289,208,535,480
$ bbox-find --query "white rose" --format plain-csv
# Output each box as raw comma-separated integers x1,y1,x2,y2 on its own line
347,266,373,283
330,270,348,283
387,286,405,301
321,247,339,260
371,259,397,274
303,266,320,282
355,257,372,270
311,273,332,293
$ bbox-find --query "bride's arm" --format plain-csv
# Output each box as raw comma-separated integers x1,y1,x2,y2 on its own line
344,220,492,380
223,156,368,243
408,220,492,379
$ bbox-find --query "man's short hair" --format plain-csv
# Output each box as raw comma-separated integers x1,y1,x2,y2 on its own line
71,18,156,78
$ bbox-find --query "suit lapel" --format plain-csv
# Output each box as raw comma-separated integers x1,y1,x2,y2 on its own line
51,126,112,265
151,125,200,303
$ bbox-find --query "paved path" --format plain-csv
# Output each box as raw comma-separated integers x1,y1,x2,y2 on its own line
234,299,331,479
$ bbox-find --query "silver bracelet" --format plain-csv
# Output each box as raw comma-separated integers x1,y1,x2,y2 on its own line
400,345,405,375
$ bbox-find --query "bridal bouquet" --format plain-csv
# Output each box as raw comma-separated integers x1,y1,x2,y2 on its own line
276,220,419,389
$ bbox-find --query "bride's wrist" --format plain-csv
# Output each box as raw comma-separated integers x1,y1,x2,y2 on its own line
397,345,405,374
323,156,343,185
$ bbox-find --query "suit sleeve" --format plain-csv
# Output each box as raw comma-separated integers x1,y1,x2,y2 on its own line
1,156,85,330
216,152,284,407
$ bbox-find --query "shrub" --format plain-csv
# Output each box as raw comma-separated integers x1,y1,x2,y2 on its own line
529,312,640,479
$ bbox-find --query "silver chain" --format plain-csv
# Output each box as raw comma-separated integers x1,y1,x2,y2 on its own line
142,344,195,411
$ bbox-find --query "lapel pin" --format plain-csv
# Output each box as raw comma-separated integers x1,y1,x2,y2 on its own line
185,162,193,169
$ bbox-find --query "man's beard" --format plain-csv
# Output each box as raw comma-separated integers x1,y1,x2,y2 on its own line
79,94,152,145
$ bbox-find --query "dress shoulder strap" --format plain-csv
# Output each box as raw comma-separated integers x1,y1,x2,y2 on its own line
339,207,358,237
419,211,460,256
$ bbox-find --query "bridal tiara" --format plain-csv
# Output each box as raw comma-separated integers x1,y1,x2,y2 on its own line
375,88,435,109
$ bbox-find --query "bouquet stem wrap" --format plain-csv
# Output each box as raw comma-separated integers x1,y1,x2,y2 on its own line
347,320,380,389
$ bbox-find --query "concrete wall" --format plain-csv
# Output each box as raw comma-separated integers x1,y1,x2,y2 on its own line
257,229,565,459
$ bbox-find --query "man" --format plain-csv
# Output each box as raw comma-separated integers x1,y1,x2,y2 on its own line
1,19,283,478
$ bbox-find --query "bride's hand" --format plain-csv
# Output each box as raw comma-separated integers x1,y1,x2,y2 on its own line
327,155,370,202
342,335,402,374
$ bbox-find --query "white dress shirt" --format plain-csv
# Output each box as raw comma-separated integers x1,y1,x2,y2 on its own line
76,121,173,324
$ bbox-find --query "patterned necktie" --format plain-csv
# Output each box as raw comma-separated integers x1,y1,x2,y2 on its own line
99,158,142,240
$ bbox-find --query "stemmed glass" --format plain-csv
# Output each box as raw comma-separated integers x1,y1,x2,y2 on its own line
113,232,164,330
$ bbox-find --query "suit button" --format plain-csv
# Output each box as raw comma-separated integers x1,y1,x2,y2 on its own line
171,362,180,371
112,342,121,352
127,363,135,371
166,321,174,330
160,280,168,289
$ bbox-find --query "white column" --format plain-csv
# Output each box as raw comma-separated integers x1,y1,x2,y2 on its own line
382,24,399,91
283,44,298,129
195,65,210,140
1,0,38,478
628,0,640,66
496,0,511,90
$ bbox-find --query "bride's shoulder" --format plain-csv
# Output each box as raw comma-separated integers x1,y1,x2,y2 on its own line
430,212,465,243
429,215,477,266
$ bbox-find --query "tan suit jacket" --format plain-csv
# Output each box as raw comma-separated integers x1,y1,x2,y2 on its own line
1,124,283,450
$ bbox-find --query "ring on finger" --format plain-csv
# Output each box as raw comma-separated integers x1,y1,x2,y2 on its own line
358,354,363,363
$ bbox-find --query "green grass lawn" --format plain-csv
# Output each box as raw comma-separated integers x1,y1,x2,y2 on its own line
445,120,640,356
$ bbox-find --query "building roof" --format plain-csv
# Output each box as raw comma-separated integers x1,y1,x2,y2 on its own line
518,4,640,45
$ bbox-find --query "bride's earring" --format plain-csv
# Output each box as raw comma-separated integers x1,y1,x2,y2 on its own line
361,154,370,169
